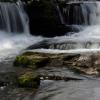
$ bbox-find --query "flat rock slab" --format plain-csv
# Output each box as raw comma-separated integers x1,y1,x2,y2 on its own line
14,51,100,76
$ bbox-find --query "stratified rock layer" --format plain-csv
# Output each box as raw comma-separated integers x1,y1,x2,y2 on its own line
14,51,100,76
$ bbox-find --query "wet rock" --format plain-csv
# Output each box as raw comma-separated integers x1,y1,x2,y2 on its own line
17,71,40,88
25,0,67,37
14,51,77,71
0,72,17,86
68,54,100,76
14,51,100,76
14,52,50,88
14,53,49,68
40,75,82,81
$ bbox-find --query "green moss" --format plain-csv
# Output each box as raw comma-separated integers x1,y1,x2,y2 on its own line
18,72,40,88
14,55,49,68
14,56,31,67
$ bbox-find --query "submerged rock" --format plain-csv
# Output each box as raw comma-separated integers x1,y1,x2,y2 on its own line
13,52,51,88
17,71,40,88
0,72,17,87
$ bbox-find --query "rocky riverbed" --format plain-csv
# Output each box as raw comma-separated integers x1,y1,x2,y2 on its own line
14,51,100,76
1,50,100,100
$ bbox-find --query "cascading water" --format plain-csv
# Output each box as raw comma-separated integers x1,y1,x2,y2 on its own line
66,1,100,51
35,1,100,53
0,2,43,62
64,2,98,25
30,1,100,54
1,1,100,60
1,1,100,100
0,2,29,33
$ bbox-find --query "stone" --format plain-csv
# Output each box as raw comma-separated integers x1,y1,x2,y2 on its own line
14,51,100,76
14,53,49,68
17,71,40,88
25,0,67,37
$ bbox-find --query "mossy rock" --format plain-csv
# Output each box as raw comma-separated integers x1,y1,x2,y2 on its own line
17,72,40,88
14,56,30,66
14,55,49,68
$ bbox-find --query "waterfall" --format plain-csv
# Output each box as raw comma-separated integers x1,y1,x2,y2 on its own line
0,2,43,61
54,1,100,52
54,0,65,24
62,2,99,25
0,2,29,33
1,1,100,59
32,1,100,53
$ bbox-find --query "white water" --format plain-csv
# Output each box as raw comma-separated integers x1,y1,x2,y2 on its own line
0,31,43,61
30,1,100,54
0,3,29,33
1,1,100,60
62,2,100,51
0,3,44,62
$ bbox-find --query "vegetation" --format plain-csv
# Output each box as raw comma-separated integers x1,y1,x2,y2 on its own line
13,52,49,88
17,71,40,88
14,52,49,68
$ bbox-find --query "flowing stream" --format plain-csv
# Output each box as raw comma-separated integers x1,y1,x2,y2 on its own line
1,1,100,100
